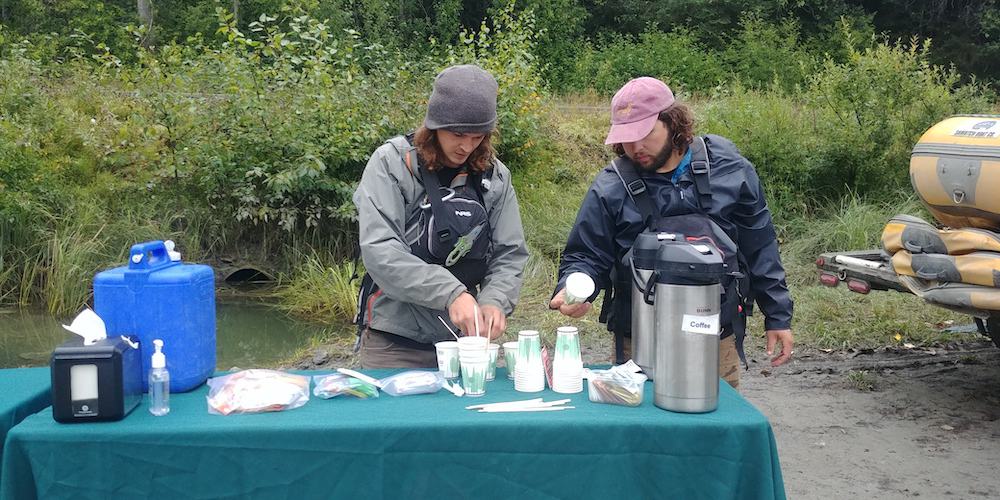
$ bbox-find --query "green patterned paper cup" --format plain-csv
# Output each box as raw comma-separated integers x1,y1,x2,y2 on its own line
486,343,500,381
460,351,489,396
435,341,460,380
502,341,519,380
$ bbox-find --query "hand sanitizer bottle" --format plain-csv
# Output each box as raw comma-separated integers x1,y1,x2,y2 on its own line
149,339,170,416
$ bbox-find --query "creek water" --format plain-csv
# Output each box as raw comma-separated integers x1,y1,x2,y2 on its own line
0,302,332,369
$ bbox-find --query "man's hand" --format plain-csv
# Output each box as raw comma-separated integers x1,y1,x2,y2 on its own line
766,328,794,367
480,304,506,341
548,288,592,318
448,292,480,337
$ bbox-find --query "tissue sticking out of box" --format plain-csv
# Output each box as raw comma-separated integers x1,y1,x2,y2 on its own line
62,308,107,345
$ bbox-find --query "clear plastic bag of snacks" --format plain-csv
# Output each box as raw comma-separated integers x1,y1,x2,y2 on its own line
313,373,379,399
378,370,444,396
207,369,310,415
585,363,647,407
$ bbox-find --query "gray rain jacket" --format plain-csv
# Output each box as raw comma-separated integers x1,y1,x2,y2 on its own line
353,136,528,345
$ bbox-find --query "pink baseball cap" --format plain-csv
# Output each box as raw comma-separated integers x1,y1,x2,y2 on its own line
604,77,675,145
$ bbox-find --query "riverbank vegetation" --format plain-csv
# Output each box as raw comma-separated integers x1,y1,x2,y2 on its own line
2,1,998,352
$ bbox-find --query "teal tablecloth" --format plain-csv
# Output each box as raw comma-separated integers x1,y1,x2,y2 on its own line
0,367,51,486
1,369,784,499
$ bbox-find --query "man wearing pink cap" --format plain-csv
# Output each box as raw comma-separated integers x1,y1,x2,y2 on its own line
549,77,794,388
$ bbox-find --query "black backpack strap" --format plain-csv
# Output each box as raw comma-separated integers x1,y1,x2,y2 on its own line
466,167,490,205
611,158,659,228
689,136,712,211
416,161,453,245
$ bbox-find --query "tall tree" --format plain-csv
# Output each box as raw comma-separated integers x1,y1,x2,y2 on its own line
137,0,153,46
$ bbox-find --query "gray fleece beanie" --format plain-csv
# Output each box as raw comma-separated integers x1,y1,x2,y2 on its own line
423,65,498,133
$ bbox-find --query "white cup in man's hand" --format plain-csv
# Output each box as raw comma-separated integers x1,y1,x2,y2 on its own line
564,272,595,305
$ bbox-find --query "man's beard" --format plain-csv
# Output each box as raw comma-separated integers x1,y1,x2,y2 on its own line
635,140,673,173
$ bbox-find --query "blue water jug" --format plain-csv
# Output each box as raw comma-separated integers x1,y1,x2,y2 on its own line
93,241,215,392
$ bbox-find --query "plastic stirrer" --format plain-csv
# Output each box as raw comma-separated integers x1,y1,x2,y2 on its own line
474,304,481,337
466,398,571,411
465,398,543,410
437,316,460,340
478,406,575,413
336,368,383,388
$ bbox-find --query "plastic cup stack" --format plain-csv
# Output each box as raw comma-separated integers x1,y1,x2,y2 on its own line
486,343,500,381
551,326,584,394
435,341,460,380
458,336,490,397
502,341,519,380
514,330,545,393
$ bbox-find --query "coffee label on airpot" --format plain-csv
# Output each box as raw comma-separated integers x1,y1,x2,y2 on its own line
681,314,720,335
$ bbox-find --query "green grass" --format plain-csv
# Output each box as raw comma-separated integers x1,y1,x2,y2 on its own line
275,252,361,323
847,369,876,391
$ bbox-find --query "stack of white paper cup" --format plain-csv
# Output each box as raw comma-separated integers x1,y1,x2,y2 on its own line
435,341,460,380
564,272,595,305
514,330,544,392
551,326,583,394
458,336,490,397
502,341,519,380
486,343,500,381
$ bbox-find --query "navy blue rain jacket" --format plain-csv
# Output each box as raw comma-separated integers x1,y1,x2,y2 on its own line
557,134,793,332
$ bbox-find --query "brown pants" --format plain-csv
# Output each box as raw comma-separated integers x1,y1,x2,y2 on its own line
718,335,740,389
624,334,740,389
359,329,438,369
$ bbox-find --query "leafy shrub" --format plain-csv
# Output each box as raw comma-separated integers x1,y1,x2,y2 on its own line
697,85,821,216
446,0,546,165
805,37,995,198
0,5,552,311
566,28,727,94
701,34,995,213
720,14,817,92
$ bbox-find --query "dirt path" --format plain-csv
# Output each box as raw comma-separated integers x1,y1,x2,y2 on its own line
741,340,1000,499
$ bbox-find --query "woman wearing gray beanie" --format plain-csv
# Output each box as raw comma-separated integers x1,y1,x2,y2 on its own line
352,65,529,369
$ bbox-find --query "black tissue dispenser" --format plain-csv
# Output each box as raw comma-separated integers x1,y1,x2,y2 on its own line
51,309,143,423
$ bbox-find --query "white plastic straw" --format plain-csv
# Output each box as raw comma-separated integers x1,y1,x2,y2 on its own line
336,368,383,388
465,398,571,411
479,406,575,413
465,398,543,410
437,316,460,340
474,304,481,337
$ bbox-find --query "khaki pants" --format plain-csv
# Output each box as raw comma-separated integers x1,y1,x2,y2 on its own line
718,335,740,389
624,334,740,389
359,329,438,369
